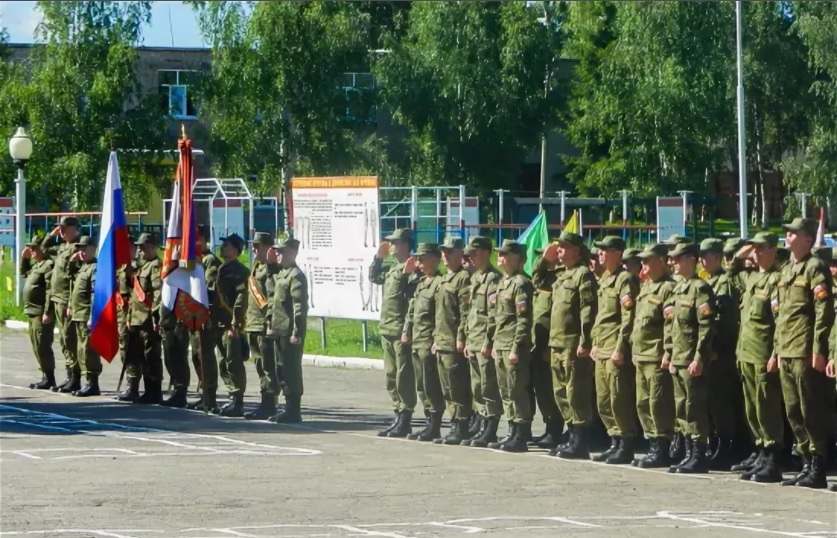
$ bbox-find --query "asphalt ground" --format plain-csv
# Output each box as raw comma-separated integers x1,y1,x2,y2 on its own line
1,328,836,538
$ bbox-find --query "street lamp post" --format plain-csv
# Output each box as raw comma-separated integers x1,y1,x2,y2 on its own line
9,127,33,306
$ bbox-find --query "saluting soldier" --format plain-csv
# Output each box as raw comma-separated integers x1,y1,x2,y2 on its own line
631,243,677,468
42,216,82,393
590,236,640,464
68,236,101,397
369,228,419,436
699,238,744,469
544,231,598,459
127,233,163,404
244,232,281,420
433,237,474,445
464,236,505,448
20,234,56,389
116,239,141,402
731,233,784,482
403,243,444,441
214,233,249,417
268,238,308,423
665,242,716,474
485,240,534,452
775,218,834,489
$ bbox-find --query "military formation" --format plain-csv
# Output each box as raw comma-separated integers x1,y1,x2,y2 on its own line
21,217,309,424
371,218,837,491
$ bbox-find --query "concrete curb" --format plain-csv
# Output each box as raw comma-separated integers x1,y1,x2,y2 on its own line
4,319,383,370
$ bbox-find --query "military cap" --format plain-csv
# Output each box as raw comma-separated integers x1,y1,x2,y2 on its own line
134,232,156,246
497,239,526,257
384,228,412,243
415,242,441,257
699,238,724,254
25,233,41,247
59,216,80,227
252,231,274,247
557,230,584,249
663,233,690,246
220,233,245,252
745,231,778,248
669,242,699,258
638,243,670,260
465,235,492,254
440,236,466,251
783,217,818,237
623,247,641,261
74,235,95,249
814,246,832,263
275,237,300,251
594,235,626,251
723,237,745,255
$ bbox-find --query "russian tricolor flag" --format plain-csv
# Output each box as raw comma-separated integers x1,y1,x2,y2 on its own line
90,152,132,361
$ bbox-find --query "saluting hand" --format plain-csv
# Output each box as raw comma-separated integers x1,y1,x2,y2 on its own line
376,241,390,259
542,243,559,264
404,256,418,274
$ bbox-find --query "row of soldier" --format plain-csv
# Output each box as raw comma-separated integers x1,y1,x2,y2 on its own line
20,218,309,423
372,218,836,490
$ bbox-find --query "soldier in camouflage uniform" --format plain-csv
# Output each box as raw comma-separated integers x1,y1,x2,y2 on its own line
826,248,837,493
590,236,640,464
68,236,101,397
127,233,163,404
369,228,419,436
188,226,223,412
775,218,833,489
42,216,82,393
20,235,56,389
403,243,444,441
464,236,505,448
243,232,280,420
268,238,308,423
213,233,249,417
116,240,141,402
433,237,474,445
160,307,190,407
665,242,716,474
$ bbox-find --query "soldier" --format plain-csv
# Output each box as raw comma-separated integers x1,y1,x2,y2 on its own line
369,228,419,436
731,233,784,482
268,238,308,423
127,233,163,404
485,240,534,452
590,236,640,464
188,226,223,411
527,246,565,449
464,236,505,448
827,248,837,493
699,238,744,469
20,235,56,389
403,243,444,441
544,231,598,459
631,244,677,468
665,242,715,474
622,248,643,279
775,218,833,489
68,236,101,396
160,306,190,407
116,240,141,401
213,233,249,417
243,232,280,420
433,237,474,445
42,216,82,393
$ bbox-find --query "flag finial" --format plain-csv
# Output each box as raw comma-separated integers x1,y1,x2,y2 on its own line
180,123,187,140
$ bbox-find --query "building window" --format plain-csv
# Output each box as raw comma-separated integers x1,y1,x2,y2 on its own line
159,69,199,119
340,72,376,125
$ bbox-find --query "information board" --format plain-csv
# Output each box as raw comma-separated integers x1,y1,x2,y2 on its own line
656,197,686,241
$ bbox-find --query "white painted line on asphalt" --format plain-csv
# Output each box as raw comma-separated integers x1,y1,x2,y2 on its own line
656,511,814,537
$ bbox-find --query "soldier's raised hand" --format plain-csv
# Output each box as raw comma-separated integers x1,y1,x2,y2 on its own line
404,256,418,274
376,241,390,259
542,243,559,264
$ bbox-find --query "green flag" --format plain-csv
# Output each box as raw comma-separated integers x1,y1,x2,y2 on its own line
518,210,549,276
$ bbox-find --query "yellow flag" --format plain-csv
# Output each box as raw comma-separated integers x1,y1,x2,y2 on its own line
564,210,580,234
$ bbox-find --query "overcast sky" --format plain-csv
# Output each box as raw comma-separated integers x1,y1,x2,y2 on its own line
0,1,207,48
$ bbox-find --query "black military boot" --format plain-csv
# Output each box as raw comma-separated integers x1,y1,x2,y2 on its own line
731,449,761,472
607,436,636,465
781,455,810,486
669,432,686,462
740,448,767,480
535,419,565,449
470,416,500,447
438,418,467,445
30,371,56,390
377,411,401,437
556,426,590,459
57,371,81,393
677,441,709,474
52,368,75,392
116,377,140,402
593,437,620,462
244,392,276,419
669,437,693,473
136,381,163,405
488,422,516,449
795,455,827,489
160,386,188,408
551,424,575,455
751,446,782,483
417,412,443,442
73,377,100,397
709,436,735,470
387,409,412,437
271,396,302,423
219,393,244,417
464,415,485,445
189,392,220,413
408,412,431,441
500,422,530,453
636,438,672,468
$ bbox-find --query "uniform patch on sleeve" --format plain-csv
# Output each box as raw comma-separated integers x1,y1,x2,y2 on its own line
515,297,528,314
814,284,830,301
698,302,713,318
620,294,634,310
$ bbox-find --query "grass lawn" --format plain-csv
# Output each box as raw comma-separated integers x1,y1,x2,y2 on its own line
1,249,26,322
304,317,383,360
